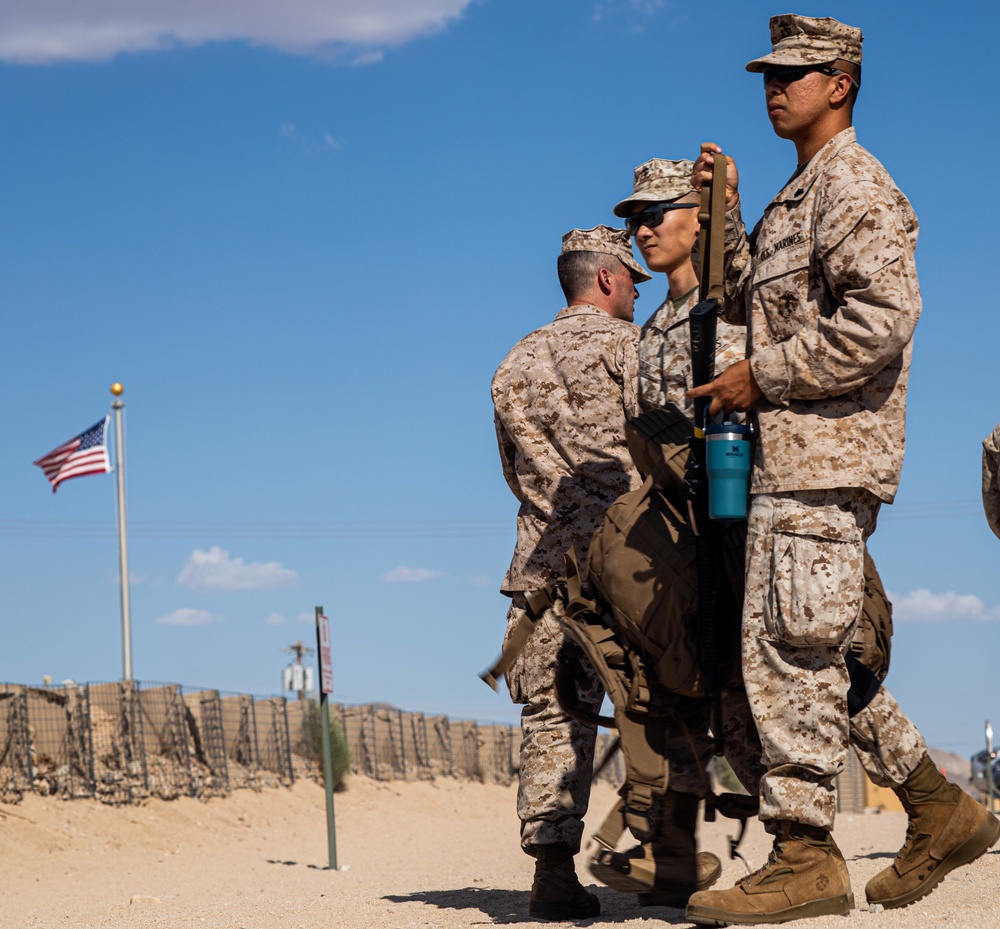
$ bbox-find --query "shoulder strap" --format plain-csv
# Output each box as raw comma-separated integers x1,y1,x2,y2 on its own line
478,586,557,691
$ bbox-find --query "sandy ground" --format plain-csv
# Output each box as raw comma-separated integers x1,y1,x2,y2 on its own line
1,777,998,929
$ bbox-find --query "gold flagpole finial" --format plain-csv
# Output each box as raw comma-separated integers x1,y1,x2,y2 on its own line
110,382,124,396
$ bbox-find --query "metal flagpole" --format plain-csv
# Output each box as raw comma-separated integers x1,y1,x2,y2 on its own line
111,382,133,680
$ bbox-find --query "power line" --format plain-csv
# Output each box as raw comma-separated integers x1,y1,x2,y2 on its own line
0,499,983,541
0,517,513,540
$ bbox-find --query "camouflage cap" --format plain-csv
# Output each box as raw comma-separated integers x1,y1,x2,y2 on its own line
613,158,696,218
561,225,652,283
745,14,863,72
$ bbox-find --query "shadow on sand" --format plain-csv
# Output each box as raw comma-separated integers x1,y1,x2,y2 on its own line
384,887,693,924
851,851,897,862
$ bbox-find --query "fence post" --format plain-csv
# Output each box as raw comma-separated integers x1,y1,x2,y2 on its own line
397,709,407,780
281,698,295,785
445,716,453,776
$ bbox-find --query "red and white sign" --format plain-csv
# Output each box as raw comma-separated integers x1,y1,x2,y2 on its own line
317,613,334,695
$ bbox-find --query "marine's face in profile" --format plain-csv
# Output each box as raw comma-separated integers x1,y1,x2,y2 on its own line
608,260,639,322
763,64,848,141
630,196,700,276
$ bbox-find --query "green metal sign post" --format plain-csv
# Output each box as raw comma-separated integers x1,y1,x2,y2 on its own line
315,605,338,870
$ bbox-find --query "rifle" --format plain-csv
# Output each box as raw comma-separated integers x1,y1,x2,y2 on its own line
686,154,729,765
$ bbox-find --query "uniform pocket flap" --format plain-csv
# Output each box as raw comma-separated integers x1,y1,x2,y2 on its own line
772,498,860,543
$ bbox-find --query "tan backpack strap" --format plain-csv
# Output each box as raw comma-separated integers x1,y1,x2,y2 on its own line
556,596,633,714
554,648,615,728
478,586,557,691
562,548,599,616
590,797,628,853
614,712,670,840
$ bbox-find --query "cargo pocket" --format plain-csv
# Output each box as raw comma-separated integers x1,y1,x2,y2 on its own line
765,498,865,649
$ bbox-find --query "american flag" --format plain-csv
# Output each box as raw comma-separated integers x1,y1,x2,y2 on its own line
33,417,112,492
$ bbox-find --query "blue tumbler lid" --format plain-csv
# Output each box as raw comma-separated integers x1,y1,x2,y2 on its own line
705,421,751,437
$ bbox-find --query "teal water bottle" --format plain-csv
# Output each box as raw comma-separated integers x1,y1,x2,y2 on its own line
706,421,752,520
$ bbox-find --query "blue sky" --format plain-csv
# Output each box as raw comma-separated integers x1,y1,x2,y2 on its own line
1,0,998,759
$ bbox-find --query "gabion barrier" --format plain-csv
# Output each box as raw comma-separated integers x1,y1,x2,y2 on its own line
0,681,294,805
2,682,876,811
280,701,864,812
283,701,623,788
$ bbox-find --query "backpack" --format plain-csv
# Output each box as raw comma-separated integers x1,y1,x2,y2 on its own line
554,404,893,844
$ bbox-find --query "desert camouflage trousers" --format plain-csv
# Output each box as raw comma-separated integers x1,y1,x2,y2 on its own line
742,489,926,829
503,595,764,851
504,594,602,852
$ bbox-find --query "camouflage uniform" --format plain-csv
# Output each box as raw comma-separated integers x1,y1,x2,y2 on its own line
722,127,927,828
638,287,762,798
493,227,647,853
639,288,746,418
982,424,1000,539
619,159,763,800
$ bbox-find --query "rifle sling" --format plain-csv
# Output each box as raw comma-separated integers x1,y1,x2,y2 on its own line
698,154,728,305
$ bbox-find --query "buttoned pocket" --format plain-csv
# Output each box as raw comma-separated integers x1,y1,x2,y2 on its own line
763,498,865,649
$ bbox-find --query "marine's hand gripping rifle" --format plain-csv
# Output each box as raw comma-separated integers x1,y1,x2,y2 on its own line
686,154,728,760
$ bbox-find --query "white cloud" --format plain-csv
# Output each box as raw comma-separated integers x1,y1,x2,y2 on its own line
265,612,288,625
155,607,220,627
177,546,298,592
889,588,1000,623
350,49,385,66
593,0,665,23
382,566,445,583
0,1,475,65
279,123,343,156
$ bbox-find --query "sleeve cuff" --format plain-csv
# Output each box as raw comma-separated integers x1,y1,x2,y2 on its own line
749,347,789,404
724,195,743,244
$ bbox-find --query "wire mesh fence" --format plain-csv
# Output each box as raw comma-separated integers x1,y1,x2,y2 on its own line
0,681,296,805
283,700,623,788
0,681,865,812
0,680,871,811
0,679,623,805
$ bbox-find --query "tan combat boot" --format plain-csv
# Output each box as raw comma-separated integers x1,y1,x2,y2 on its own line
588,790,722,907
865,754,1000,909
685,821,853,925
528,845,601,921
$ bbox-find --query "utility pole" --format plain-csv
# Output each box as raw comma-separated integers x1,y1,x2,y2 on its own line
282,640,314,700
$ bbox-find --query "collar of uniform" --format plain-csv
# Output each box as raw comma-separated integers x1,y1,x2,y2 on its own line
773,126,858,204
555,303,620,322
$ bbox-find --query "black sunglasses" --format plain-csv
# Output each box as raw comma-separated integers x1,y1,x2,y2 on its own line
762,64,855,87
625,202,698,236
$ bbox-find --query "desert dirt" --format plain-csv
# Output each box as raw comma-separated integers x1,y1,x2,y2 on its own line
1,776,998,929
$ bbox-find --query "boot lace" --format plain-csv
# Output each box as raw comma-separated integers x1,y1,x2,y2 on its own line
741,839,785,887
895,807,932,865
897,819,916,862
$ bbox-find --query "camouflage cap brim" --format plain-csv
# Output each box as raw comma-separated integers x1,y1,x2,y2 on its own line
622,254,653,283
745,46,850,72
613,158,697,218
613,191,693,219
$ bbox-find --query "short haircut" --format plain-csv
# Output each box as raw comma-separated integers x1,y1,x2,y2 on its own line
557,250,623,302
